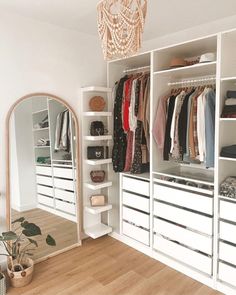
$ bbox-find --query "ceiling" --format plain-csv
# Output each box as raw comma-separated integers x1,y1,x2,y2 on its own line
0,0,236,40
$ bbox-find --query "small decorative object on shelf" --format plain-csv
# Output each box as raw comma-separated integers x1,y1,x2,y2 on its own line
90,170,106,183
89,96,106,111
1,217,56,288
90,121,105,136
90,195,106,207
87,146,109,160
97,0,147,60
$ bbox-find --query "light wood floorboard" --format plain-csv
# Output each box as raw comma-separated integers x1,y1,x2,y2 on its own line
6,236,222,295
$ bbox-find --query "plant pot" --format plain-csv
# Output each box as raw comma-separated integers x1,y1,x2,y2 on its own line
0,273,6,295
7,258,34,288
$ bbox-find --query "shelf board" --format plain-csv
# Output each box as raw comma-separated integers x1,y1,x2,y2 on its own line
34,146,50,149
84,135,112,141
32,109,48,115
82,86,112,93
221,77,236,81
83,112,112,117
219,195,236,203
84,181,112,190
219,157,236,162
33,127,49,132
220,118,236,122
121,172,150,181
84,223,112,239
154,61,216,79
84,204,112,214
85,159,112,165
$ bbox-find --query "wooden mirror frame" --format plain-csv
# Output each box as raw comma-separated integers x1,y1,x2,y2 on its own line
5,93,82,262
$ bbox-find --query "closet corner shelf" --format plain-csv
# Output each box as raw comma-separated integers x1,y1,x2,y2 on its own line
85,159,112,165
154,61,216,78
219,157,236,162
33,127,49,132
85,204,112,214
84,135,112,141
84,181,112,190
82,86,112,93
84,223,112,239
83,112,112,117
32,109,48,115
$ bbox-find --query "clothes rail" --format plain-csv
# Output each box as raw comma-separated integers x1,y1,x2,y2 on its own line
123,65,150,73
168,76,216,86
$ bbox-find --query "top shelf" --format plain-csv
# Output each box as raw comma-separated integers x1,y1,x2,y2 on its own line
153,61,216,79
82,86,112,93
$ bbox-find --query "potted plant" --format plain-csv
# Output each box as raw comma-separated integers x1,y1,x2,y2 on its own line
0,217,56,288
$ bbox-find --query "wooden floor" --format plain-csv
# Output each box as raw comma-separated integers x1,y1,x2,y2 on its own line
12,208,78,260
7,236,222,295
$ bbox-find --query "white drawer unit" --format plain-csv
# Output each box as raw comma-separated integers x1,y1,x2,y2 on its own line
153,235,212,275
123,206,149,229
122,221,150,246
38,194,54,207
54,178,74,191
53,167,73,179
55,199,76,215
220,200,236,223
123,191,149,213
154,201,212,235
219,262,236,287
220,221,236,245
219,241,236,266
36,175,53,186
153,218,212,255
153,184,213,215
36,165,52,176
122,176,149,196
37,185,53,197
54,189,75,203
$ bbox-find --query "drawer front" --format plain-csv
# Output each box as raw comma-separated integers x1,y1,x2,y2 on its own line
38,194,53,207
55,189,75,203
53,167,73,179
154,235,212,275
154,184,213,215
54,178,74,191
36,165,52,176
220,221,236,245
123,206,149,229
220,200,236,223
122,221,149,246
122,176,149,196
36,175,53,186
123,191,149,213
219,262,236,287
219,242,236,266
154,201,212,235
37,185,53,197
154,218,212,255
55,200,76,215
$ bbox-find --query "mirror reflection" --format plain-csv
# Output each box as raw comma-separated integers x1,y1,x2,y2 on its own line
10,95,78,260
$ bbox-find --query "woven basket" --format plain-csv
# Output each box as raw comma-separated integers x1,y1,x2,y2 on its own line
0,273,6,295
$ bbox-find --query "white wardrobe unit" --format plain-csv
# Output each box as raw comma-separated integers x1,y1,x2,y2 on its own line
33,97,77,222
106,30,236,295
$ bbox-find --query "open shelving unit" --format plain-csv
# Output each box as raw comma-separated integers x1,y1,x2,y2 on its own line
81,86,113,239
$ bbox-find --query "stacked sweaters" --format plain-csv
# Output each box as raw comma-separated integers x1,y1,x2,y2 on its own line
221,90,236,118
112,73,150,174
153,87,216,168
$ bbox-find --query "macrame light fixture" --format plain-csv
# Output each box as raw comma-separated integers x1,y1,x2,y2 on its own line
97,0,147,60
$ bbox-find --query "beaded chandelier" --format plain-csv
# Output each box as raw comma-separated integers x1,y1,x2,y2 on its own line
97,0,147,60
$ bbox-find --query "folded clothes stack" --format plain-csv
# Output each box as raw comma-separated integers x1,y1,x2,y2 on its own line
221,90,236,118
220,144,236,158
220,176,236,199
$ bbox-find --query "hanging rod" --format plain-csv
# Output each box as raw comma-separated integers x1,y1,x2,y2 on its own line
123,65,150,73
168,76,216,86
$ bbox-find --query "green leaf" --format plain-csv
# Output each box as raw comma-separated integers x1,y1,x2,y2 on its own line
46,235,56,246
27,238,38,247
12,217,25,224
22,223,41,237
21,221,29,228
0,231,17,241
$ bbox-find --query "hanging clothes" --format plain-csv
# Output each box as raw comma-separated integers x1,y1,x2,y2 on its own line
54,110,71,153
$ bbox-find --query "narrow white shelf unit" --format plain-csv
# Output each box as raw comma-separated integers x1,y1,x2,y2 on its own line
84,224,112,239
85,204,112,214
83,111,112,117
84,181,112,190
85,158,112,165
84,135,112,141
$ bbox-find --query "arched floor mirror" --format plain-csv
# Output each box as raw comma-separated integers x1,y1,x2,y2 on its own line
6,93,81,262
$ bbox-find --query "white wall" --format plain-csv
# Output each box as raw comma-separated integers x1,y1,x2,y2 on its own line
0,10,106,240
